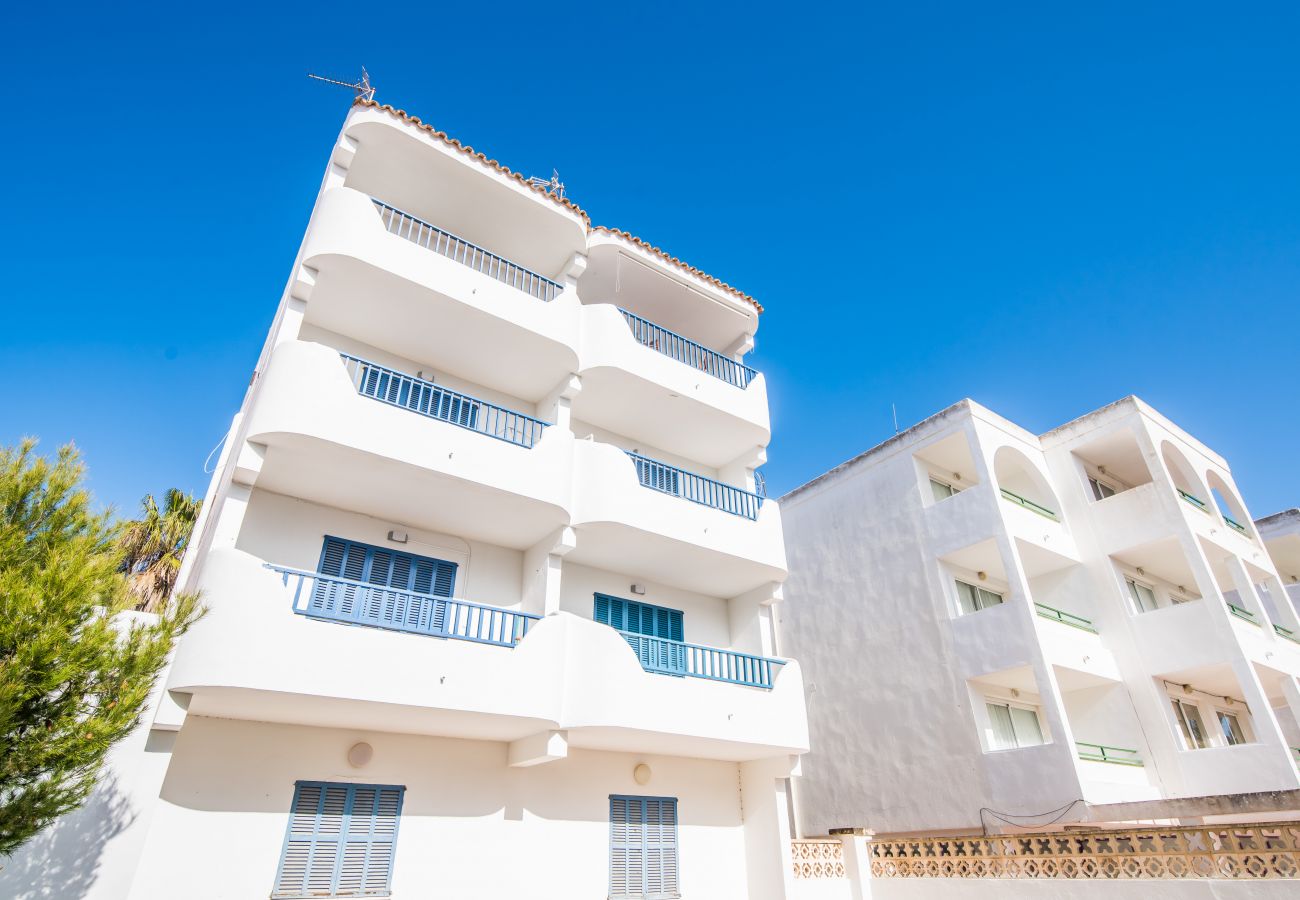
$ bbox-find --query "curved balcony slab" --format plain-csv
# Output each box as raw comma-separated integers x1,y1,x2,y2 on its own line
573,303,770,468
298,186,580,402
245,340,571,549
170,549,807,761
568,441,787,597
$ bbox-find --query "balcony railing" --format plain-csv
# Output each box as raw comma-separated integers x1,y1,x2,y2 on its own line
627,451,764,520
999,487,1059,521
616,631,782,689
1034,603,1098,634
270,565,539,648
341,354,549,448
1178,489,1210,513
372,199,563,302
1076,742,1144,767
1226,603,1259,626
1275,624,1300,644
1223,514,1249,535
617,307,756,389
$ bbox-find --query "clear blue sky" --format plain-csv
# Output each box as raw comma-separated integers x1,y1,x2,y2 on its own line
3,2,1297,518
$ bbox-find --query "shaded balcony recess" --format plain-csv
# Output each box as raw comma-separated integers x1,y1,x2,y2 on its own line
1178,489,1212,514
1034,603,1098,634
1076,742,1144,767
1223,514,1249,535
270,565,538,648
999,487,1059,521
372,199,563,302
1275,624,1300,644
342,354,549,448
616,630,783,689
1227,603,1260,626
617,307,756,389
627,451,764,520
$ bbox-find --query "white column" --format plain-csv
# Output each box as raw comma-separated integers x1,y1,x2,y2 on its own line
522,526,576,616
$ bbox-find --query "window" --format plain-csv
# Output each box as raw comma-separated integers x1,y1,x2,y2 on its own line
596,595,686,675
310,537,459,631
930,478,959,502
273,781,404,899
955,580,1004,616
1172,699,1209,749
1088,476,1117,501
610,795,679,899
985,701,1045,750
1125,577,1158,614
1217,710,1246,746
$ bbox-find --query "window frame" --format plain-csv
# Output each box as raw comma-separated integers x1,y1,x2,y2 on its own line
1215,709,1248,746
954,578,1005,617
1171,698,1210,750
983,698,1047,751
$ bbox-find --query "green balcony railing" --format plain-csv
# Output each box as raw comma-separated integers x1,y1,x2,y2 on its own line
1274,624,1300,644
1293,747,1300,765
1034,603,1098,634
1177,489,1210,513
1227,603,1259,626
1076,742,1144,767
1223,515,1249,535
999,488,1059,521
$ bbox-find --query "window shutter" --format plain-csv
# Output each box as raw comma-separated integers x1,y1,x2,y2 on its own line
432,560,456,597
595,594,627,631
313,537,458,631
609,796,679,899
274,782,404,899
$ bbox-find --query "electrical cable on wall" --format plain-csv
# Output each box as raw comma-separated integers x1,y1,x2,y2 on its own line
979,798,1085,837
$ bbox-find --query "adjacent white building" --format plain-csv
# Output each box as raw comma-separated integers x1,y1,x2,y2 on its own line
14,98,807,900
778,396,1300,837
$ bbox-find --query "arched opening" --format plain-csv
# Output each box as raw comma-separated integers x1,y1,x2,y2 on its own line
1159,442,1212,515
1206,471,1251,536
993,446,1061,521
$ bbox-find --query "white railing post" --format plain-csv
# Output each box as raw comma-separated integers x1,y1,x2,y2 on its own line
830,828,875,900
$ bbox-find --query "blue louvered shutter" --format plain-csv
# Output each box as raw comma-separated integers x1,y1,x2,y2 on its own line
609,796,679,899
595,596,686,676
313,538,457,634
273,782,404,899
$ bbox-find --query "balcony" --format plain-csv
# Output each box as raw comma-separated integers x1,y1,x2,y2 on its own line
568,441,786,598
1075,742,1143,766
243,341,570,548
573,304,770,469
372,200,562,303
618,308,755,389
627,452,764,520
1227,602,1260,626
297,187,580,402
342,354,548,449
614,631,783,689
1276,624,1300,644
169,549,807,760
272,565,538,648
1222,514,1250,536
1179,488,1212,515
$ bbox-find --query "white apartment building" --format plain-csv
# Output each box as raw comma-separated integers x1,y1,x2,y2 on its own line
778,396,1300,837
15,99,807,900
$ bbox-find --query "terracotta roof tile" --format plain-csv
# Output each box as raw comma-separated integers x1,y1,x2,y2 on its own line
354,99,762,313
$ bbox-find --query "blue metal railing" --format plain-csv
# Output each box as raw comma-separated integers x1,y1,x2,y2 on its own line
617,631,782,689
270,565,539,648
618,308,756,389
999,487,1059,521
626,451,764,520
372,199,563,302
341,354,549,449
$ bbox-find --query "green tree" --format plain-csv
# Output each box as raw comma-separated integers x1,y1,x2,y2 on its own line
0,440,202,856
118,488,202,613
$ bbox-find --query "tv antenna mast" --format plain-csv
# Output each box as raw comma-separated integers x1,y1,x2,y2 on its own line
307,67,376,102
527,169,566,201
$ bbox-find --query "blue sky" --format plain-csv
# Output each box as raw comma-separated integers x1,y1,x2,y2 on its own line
2,2,1297,518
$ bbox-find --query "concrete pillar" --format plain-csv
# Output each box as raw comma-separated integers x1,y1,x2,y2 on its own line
830,828,876,900
741,757,799,900
522,526,576,617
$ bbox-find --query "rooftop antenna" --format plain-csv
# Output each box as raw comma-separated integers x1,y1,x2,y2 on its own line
527,168,566,201
307,67,376,102
892,403,900,435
